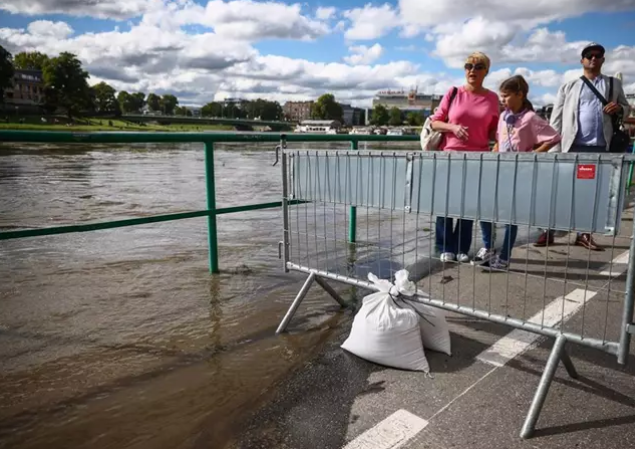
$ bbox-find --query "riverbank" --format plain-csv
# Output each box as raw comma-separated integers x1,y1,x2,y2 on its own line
0,117,235,132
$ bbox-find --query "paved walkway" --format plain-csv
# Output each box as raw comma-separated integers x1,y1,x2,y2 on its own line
231,209,635,449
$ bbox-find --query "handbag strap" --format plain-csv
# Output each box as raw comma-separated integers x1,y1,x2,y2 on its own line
580,76,609,106
448,87,458,111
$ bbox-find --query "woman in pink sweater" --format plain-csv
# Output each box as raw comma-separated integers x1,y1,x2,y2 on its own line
430,52,500,263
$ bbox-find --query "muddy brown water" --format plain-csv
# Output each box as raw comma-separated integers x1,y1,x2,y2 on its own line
0,140,421,449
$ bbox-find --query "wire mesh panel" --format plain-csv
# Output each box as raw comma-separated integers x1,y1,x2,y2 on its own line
292,151,631,234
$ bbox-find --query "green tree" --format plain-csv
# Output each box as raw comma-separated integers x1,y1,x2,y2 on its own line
14,51,49,70
223,101,239,118
201,101,223,117
147,93,161,112
389,107,403,126
117,91,132,113
92,81,119,114
370,104,389,126
160,94,178,115
406,112,424,126
311,93,343,122
242,99,282,120
131,92,145,112
174,105,192,116
42,52,91,118
0,46,14,102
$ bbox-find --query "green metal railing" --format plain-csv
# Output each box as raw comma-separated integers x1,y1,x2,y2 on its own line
0,131,419,273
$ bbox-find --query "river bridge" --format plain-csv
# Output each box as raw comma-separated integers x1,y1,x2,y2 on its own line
120,114,296,131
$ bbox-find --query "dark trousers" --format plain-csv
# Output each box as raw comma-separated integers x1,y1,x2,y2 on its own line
435,217,473,255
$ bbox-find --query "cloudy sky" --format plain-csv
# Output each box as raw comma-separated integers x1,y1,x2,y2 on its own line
0,0,634,108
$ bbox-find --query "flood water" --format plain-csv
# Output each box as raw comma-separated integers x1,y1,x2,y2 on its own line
0,140,422,449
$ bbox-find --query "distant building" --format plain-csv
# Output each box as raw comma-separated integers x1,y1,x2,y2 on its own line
340,104,365,126
3,69,45,111
627,93,635,117
372,87,442,115
283,100,314,122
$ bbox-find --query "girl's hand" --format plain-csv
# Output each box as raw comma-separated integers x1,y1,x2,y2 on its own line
452,124,469,141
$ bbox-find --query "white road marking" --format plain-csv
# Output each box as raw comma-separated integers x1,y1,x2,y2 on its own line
599,250,630,278
343,409,428,449
476,288,597,367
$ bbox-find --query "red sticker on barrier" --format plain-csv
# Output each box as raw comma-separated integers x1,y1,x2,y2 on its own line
577,164,596,180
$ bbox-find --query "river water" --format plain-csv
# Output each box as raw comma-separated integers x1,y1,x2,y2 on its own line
0,140,427,449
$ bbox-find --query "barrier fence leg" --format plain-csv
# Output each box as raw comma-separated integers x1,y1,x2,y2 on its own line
276,273,316,334
560,348,579,379
618,213,635,365
315,276,348,307
520,334,569,439
348,141,358,244
205,141,219,274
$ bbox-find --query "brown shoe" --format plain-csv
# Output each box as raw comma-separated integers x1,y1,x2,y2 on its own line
575,233,604,251
534,230,555,247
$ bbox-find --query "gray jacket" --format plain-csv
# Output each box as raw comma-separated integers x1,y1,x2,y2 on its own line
549,74,630,153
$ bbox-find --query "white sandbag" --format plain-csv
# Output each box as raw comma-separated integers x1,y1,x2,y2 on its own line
406,302,452,356
341,270,430,372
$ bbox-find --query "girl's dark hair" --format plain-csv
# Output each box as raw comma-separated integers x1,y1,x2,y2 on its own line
500,75,534,111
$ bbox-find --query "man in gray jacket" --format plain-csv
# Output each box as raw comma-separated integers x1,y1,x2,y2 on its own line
535,42,631,250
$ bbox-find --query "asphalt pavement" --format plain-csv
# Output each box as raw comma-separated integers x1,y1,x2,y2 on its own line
227,209,635,449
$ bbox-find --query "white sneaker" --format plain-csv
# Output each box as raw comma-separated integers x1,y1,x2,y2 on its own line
457,253,470,263
481,255,509,272
440,252,456,263
472,248,495,265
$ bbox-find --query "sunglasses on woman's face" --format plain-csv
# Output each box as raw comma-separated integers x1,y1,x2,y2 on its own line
464,63,487,71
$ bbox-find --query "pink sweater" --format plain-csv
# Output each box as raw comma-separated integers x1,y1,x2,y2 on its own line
497,109,561,152
431,86,499,151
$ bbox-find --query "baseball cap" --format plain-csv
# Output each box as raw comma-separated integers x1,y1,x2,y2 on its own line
581,42,605,57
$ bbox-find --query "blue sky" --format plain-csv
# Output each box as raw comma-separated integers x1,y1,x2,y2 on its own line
0,0,634,107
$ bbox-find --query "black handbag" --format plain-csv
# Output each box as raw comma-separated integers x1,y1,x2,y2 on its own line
580,76,630,153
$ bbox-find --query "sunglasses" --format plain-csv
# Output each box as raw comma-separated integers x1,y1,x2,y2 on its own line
464,63,487,71
584,52,604,60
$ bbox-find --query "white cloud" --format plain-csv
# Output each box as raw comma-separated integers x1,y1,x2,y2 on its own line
1,1,634,107
398,0,635,29
27,20,74,39
432,17,516,68
343,43,383,65
315,6,336,20
535,93,557,106
196,0,330,41
342,3,400,40
0,0,158,20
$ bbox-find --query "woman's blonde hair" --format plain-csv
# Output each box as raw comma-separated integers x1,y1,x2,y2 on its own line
465,52,491,74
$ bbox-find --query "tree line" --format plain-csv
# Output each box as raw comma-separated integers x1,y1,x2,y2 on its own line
0,46,286,120
370,104,424,127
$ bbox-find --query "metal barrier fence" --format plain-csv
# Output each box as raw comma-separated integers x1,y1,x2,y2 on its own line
277,145,635,439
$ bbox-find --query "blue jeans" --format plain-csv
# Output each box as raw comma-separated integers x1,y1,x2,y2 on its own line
481,222,518,262
435,217,473,255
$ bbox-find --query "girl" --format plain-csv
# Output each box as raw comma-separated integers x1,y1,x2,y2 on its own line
430,52,499,264
479,75,561,271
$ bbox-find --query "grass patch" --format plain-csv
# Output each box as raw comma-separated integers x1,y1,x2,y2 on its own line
0,116,235,132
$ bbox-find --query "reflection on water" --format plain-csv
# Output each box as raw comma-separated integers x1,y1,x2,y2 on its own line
0,141,397,449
